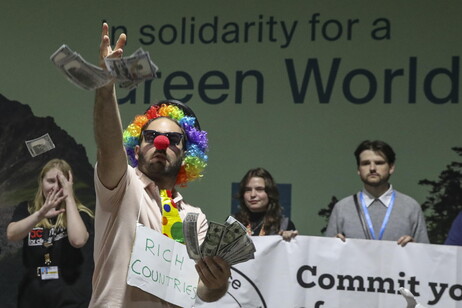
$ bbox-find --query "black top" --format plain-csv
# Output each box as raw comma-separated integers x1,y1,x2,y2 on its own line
11,201,94,286
248,212,296,236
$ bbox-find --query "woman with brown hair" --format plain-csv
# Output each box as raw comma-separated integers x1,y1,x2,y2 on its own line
235,167,298,241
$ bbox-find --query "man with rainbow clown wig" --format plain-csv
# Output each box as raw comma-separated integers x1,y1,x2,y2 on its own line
89,23,230,308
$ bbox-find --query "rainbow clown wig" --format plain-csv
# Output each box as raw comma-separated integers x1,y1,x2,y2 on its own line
122,100,208,186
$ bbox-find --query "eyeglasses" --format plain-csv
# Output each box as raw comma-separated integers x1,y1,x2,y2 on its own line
142,130,184,146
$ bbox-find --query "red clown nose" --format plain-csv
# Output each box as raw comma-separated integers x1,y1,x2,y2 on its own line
153,135,170,150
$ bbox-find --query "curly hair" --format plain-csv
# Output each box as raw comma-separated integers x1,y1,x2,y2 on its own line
122,100,208,186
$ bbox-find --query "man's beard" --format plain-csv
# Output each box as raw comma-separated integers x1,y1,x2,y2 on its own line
137,150,182,182
362,173,391,187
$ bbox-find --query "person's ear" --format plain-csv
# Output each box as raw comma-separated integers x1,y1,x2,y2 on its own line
389,163,395,175
134,145,140,161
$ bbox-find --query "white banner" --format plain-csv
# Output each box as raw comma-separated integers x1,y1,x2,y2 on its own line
127,224,199,307
195,236,462,308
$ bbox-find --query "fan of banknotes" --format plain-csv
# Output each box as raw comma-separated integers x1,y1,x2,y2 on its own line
183,213,256,266
50,44,158,91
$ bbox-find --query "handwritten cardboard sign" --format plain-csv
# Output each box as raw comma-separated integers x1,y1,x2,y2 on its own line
127,223,199,307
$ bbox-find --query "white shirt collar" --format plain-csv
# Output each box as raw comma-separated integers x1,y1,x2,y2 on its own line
361,185,394,207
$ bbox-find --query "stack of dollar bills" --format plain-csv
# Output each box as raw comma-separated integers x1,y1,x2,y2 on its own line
183,213,256,266
50,44,158,91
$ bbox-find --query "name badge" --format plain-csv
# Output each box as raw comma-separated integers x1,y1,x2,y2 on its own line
38,266,59,280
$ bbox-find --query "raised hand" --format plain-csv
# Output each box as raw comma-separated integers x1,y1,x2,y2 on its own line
99,22,127,69
39,187,66,219
57,170,73,200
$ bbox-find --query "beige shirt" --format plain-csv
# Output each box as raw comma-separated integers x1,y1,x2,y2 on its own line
90,165,208,308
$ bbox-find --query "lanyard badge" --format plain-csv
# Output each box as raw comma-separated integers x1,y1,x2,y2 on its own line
37,228,60,280
360,191,396,240
37,266,59,280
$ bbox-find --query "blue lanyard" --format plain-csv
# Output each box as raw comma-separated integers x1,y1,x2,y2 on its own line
359,191,396,240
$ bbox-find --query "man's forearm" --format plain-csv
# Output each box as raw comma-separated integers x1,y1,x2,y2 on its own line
94,85,123,150
93,84,127,188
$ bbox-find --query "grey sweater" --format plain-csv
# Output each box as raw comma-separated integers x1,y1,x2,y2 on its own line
325,190,429,243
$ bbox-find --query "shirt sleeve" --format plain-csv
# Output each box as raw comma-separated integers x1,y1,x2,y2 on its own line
445,212,462,246
412,203,430,244
94,162,129,212
325,203,341,237
79,210,94,235
10,201,30,223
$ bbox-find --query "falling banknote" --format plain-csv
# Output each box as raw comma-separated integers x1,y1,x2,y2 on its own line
25,133,55,157
183,214,256,266
50,44,158,91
